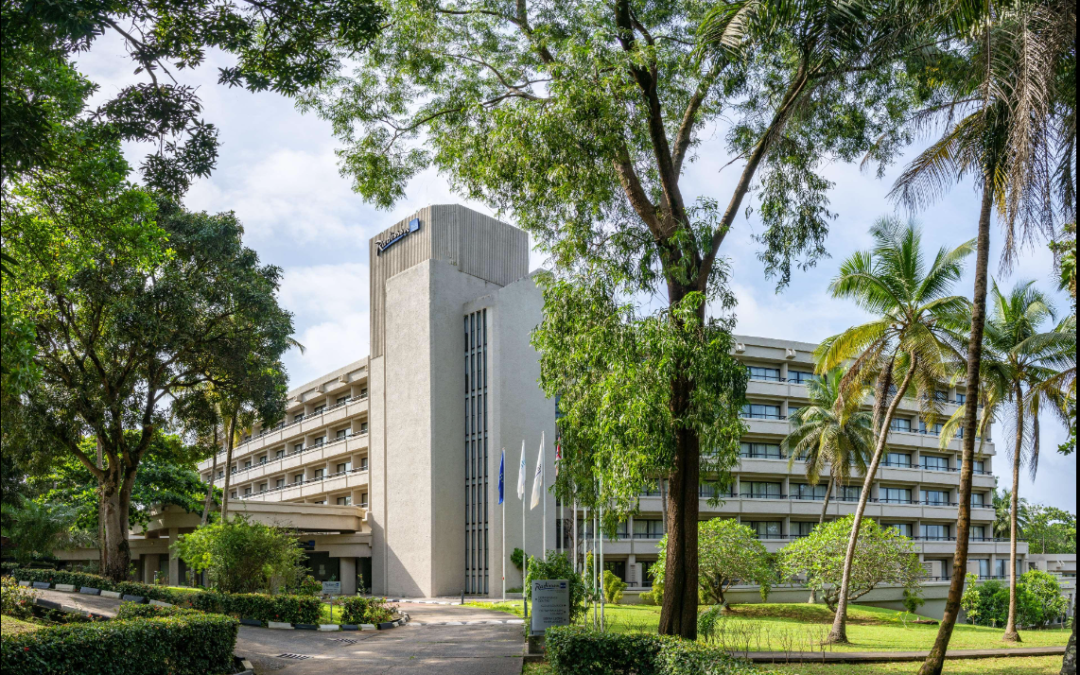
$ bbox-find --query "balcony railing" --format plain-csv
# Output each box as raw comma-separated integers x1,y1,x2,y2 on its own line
217,433,367,481
741,412,787,420
235,467,367,500
212,394,369,459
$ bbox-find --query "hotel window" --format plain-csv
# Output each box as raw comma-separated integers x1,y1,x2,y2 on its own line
294,413,304,423
633,520,665,539
995,559,1007,578
739,443,783,459
360,422,369,434
955,393,966,404
886,523,913,537
217,470,224,479
314,468,325,480
294,443,304,454
610,521,630,540
337,496,352,506
313,436,325,447
337,395,349,406
921,489,949,505
838,485,861,502
258,456,267,465
336,428,349,440
464,309,490,595
881,487,912,503
922,455,950,471
360,388,368,398
958,458,986,473
293,473,304,484
359,457,368,471
243,460,252,470
976,559,990,577
258,483,267,493
746,521,782,539
933,390,949,402
788,370,816,384
360,492,368,507
970,492,986,507
890,418,912,432
886,452,912,467
792,483,828,500
746,366,781,382
920,523,949,540
920,420,945,435
970,525,987,540
741,403,782,419
314,404,325,414
230,491,237,499
792,522,817,538
336,462,351,474
275,449,285,459
741,481,782,498
243,487,252,496
275,478,285,488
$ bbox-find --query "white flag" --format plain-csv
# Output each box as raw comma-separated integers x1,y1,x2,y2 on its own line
530,432,545,510
517,440,527,500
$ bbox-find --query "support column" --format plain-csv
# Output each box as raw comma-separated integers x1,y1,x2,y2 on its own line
340,557,358,595
168,528,181,586
627,554,638,587
142,553,161,585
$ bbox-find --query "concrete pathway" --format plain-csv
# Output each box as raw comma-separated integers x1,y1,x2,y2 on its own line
235,602,524,675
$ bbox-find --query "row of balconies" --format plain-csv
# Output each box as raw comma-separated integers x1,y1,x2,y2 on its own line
205,434,369,485
231,468,369,505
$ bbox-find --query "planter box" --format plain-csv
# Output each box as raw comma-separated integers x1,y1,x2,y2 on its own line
101,590,122,599
79,587,101,596
318,624,340,632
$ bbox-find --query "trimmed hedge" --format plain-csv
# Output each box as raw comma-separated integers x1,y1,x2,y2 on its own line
339,596,395,625
115,603,201,620
6,567,320,625
545,627,776,675
0,613,239,675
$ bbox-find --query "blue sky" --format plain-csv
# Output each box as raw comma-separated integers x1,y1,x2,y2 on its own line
77,37,1076,512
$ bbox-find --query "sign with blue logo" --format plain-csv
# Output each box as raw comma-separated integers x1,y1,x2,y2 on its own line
529,579,570,636
375,218,421,255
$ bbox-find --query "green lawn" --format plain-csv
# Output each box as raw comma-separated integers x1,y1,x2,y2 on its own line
469,601,1071,653
1,615,41,636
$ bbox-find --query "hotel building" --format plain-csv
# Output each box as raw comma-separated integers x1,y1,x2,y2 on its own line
61,204,1060,616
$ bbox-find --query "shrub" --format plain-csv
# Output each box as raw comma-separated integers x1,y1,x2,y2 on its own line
602,570,626,604
546,626,664,675
173,516,306,594
525,552,589,623
697,605,724,641
116,603,201,620
285,574,323,597
1,576,36,620
0,613,239,675
340,596,396,625
658,639,773,675
639,587,661,606
1019,570,1068,627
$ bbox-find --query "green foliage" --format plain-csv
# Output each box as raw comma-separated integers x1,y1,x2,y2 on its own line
603,570,627,605
1023,506,1077,555
511,547,525,573
115,603,201,621
0,576,35,620
174,516,306,594
697,605,724,641
1019,570,1069,627
339,597,396,625
7,568,322,625
697,519,774,606
961,573,982,625
545,626,772,675
524,552,588,624
0,499,87,566
779,515,924,611
286,575,323,597
0,612,239,675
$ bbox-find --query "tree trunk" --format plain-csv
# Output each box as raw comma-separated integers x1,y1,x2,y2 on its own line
658,374,701,639
220,413,237,523
1061,597,1077,675
819,477,835,524
101,475,131,582
1004,387,1024,641
201,426,220,526
827,355,917,644
96,437,105,573
918,181,994,675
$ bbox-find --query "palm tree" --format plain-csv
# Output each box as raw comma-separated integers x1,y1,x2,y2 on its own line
816,217,972,643
943,281,1074,641
783,368,875,524
992,489,1029,541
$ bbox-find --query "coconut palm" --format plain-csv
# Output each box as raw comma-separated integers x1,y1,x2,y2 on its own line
783,368,875,524
941,281,1075,641
815,217,972,643
992,489,1029,540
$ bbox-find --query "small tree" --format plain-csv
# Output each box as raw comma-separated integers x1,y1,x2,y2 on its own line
902,588,927,627
698,519,773,606
603,570,627,605
779,515,924,611
961,573,982,625
1021,570,1068,628
174,516,305,594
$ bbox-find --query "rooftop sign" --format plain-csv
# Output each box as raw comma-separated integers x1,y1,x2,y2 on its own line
375,218,420,255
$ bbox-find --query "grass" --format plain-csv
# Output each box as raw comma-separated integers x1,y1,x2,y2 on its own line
468,601,1071,653
1,615,41,636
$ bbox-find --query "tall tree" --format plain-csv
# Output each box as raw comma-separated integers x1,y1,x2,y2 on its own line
301,0,927,638
4,200,292,581
946,281,1074,641
889,0,1075,669
815,217,972,642
782,368,875,524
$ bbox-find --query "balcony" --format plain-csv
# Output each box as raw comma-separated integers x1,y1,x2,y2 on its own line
236,468,369,503
213,433,368,485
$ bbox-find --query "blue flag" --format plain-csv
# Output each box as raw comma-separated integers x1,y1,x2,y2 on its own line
498,448,505,505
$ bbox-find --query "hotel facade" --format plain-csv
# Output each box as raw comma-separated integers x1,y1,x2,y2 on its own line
61,204,1068,616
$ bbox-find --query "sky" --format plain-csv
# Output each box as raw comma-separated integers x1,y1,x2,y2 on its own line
75,35,1076,512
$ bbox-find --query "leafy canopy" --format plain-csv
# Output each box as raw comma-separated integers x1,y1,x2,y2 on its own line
174,516,306,594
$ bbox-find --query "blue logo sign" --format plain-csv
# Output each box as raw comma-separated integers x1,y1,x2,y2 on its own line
375,218,421,255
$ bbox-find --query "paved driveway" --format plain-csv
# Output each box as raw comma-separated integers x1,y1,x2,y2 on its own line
237,602,525,675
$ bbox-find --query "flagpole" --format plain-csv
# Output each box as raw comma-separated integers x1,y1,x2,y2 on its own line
519,441,528,620
542,432,547,562
501,448,506,602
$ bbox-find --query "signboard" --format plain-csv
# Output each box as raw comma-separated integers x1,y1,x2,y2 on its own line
321,581,342,596
529,579,570,636
375,218,421,255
